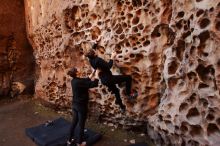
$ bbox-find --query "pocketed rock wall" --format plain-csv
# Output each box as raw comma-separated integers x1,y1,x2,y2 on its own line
25,0,220,145
0,0,35,97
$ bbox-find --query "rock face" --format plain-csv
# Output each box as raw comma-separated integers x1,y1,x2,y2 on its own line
0,0,35,97
25,0,220,145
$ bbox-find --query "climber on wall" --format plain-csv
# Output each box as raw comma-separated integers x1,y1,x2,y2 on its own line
67,67,99,146
85,44,138,112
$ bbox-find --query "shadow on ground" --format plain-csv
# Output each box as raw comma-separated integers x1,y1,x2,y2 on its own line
0,96,154,146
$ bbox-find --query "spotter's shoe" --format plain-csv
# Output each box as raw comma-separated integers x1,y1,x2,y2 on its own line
120,105,126,113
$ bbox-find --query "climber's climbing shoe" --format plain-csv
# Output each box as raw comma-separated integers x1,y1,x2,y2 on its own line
128,91,138,100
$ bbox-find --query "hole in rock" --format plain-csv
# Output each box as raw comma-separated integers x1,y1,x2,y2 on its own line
119,34,125,40
179,102,188,112
176,40,185,61
132,27,139,33
175,126,179,131
164,120,171,124
122,22,128,28
203,52,209,57
135,53,144,61
85,22,92,28
187,140,199,146
158,114,163,121
127,13,133,19
97,21,102,25
116,25,123,34
56,52,62,59
166,114,171,119
196,9,204,17
137,24,144,30
217,12,220,18
198,83,209,89
186,108,200,123
177,11,185,18
176,19,183,29
162,129,168,135
125,42,131,47
132,0,142,7
124,57,129,61
107,28,111,32
101,88,108,95
118,55,123,58
182,31,191,39
130,54,135,58
190,125,203,137
189,14,194,20
207,123,220,137
188,93,197,104
181,141,186,146
168,60,179,74
187,72,197,80
199,18,210,29
132,17,139,25
180,122,188,133
81,4,88,8
190,45,196,54
209,7,214,12
199,98,208,108
136,9,142,15
196,64,213,81
133,47,138,50
206,114,215,121
143,40,150,46
91,13,97,20
184,25,189,31
198,30,210,45
151,24,169,38
121,16,126,20
128,5,133,11
156,8,160,14
168,77,178,89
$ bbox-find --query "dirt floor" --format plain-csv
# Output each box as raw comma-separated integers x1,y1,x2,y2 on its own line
0,96,154,146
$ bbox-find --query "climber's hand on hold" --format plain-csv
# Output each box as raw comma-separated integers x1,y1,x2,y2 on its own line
111,51,117,60
95,69,100,78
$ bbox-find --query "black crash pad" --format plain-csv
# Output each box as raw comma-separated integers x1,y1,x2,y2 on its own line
25,117,102,146
129,142,149,146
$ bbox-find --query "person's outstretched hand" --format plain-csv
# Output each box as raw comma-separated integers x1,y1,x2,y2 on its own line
111,51,117,60
89,69,96,79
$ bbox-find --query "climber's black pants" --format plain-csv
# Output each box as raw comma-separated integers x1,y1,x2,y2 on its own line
100,75,132,108
68,107,87,144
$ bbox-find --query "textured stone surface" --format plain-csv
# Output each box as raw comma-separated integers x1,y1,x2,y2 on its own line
0,0,35,97
25,0,220,145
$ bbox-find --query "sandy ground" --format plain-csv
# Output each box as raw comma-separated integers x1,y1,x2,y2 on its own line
0,96,154,146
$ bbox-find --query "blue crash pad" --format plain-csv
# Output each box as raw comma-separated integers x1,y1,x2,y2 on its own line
25,117,102,146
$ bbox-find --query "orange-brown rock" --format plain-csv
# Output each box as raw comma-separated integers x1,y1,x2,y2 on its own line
25,0,220,145
0,0,35,97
